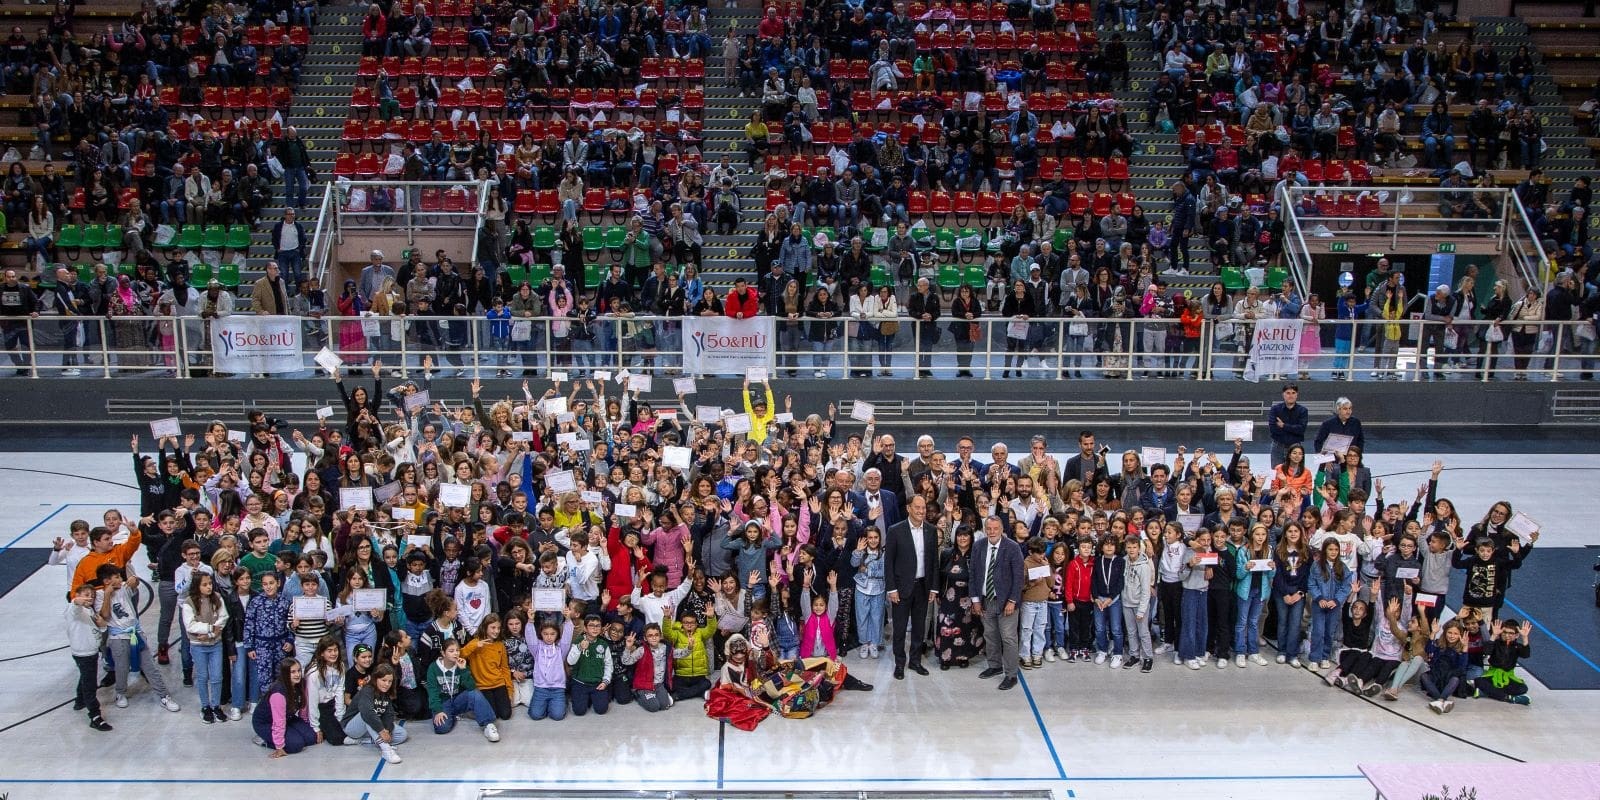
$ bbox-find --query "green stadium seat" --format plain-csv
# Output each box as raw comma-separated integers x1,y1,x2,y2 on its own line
531,226,556,250
936,263,962,291
217,263,241,287
1220,266,1248,292
176,225,204,250
226,224,251,250
56,224,82,249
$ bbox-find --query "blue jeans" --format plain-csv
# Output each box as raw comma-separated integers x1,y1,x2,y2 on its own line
1046,600,1066,648
191,641,223,708
1020,599,1048,658
1092,598,1124,655
527,685,567,720
283,167,309,208
1179,589,1208,661
231,641,259,711
277,248,304,289
1308,604,1340,663
433,689,495,733
854,589,885,647
1275,595,1306,661
1233,592,1265,655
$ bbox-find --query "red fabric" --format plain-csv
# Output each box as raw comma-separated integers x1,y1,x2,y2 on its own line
706,684,771,731
724,289,761,319
1064,556,1093,602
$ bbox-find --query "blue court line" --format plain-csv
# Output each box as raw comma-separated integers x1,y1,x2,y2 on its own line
1017,672,1068,780
0,503,69,554
371,758,387,782
1503,599,1600,677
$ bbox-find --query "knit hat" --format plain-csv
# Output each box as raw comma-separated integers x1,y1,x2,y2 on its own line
724,632,750,657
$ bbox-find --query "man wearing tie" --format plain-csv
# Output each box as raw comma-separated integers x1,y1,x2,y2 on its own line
849,468,904,538
971,515,1024,690
883,494,937,680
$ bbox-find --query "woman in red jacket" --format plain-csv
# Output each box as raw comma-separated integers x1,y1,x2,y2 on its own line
604,525,653,612
361,4,387,57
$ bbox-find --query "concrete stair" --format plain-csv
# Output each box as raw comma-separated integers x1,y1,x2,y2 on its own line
697,5,768,287
1473,17,1590,208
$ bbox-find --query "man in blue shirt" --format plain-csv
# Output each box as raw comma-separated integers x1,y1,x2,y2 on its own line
1266,383,1309,468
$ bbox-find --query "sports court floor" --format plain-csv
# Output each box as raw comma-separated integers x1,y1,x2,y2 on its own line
1,447,1596,800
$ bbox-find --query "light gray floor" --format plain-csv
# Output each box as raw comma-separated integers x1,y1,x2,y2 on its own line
1,451,1596,800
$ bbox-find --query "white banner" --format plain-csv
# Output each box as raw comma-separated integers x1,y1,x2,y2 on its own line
683,316,771,376
212,315,303,374
1242,319,1303,383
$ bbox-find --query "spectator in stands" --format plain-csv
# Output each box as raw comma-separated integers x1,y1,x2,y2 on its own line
275,128,311,210
273,35,303,85
1465,100,1502,172
250,262,290,316
272,208,308,291
23,196,53,272
1420,102,1455,169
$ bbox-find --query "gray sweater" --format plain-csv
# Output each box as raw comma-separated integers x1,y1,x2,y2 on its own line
1122,554,1154,616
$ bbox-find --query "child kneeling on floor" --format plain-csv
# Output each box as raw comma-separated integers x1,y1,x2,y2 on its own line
1473,618,1532,706
425,638,501,742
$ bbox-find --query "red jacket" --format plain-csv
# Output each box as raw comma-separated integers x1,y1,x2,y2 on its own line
725,288,761,319
604,525,652,611
1064,556,1093,603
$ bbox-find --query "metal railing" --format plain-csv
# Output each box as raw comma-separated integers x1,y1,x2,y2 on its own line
332,179,495,244
1282,185,1525,252
5,313,1595,383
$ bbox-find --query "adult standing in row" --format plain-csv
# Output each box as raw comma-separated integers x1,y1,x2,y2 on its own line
884,493,938,681
1267,383,1307,468
971,515,1024,691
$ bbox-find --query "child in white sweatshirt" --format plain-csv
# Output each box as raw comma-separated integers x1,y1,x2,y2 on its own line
66,583,112,731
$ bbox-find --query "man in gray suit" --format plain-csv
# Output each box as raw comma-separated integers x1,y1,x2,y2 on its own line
970,515,1025,690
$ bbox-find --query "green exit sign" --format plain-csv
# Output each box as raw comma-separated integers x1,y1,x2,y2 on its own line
1329,242,1349,252
1437,243,1456,253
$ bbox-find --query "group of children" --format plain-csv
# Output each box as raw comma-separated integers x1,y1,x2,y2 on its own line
56,375,1542,761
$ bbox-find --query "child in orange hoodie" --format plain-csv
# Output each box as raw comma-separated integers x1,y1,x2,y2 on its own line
462,614,513,722
1064,538,1095,661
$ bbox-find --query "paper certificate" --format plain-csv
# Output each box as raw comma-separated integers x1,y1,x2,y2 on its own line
1247,559,1274,572
438,483,471,508
1322,434,1354,455
542,397,568,416
511,431,534,442
545,470,577,494
1505,512,1539,543
404,390,430,412
1141,447,1167,468
556,432,579,446
627,374,653,392
725,414,753,434
696,406,722,423
1414,593,1438,608
340,487,374,510
663,446,692,470
353,588,386,612
293,597,328,620
1394,567,1420,580
227,429,246,444
314,347,343,375
580,491,605,504
746,367,768,383
614,503,638,518
551,371,569,383
533,587,565,611
149,417,181,439
1224,420,1253,441
1178,514,1203,532
850,401,875,422
406,535,431,550
1196,553,1219,566
316,406,336,421
392,507,416,522
1027,565,1050,581
774,412,794,424
674,377,698,395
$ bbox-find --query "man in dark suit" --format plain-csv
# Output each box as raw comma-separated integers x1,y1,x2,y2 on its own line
883,494,938,680
849,468,904,539
969,515,1025,690
1061,430,1110,488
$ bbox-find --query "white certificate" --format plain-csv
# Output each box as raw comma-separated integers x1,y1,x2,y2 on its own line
1196,553,1219,566
404,390,430,412
774,412,794,424
595,370,613,382
533,587,566,611
551,371,569,383
746,367,768,383
292,597,327,620
724,413,753,434
1027,565,1050,581
374,481,401,504
1322,434,1354,455
850,400,875,422
1414,593,1438,608
673,377,697,395
1248,559,1274,572
353,588,386,611
556,413,575,424
627,374,653,392
1224,420,1254,442
613,503,637,518
569,438,592,452
438,483,471,508
227,429,246,444
580,491,605,504
392,507,416,522
511,431,534,442
1178,513,1203,532
314,347,343,375
615,369,630,385
1311,453,1337,466
316,406,336,421
557,432,579,446
406,535,431,550
1394,567,1420,580
696,405,722,423
1007,320,1030,339
1505,511,1539,543
1141,447,1167,469
325,605,354,621
149,417,181,439
340,487,374,510
542,396,568,416
663,446,692,470
545,469,577,494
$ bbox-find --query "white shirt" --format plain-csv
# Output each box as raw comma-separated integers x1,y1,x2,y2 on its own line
909,521,926,580
278,222,299,252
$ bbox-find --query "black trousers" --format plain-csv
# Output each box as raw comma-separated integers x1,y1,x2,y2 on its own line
890,578,931,667
74,654,102,717
670,675,712,701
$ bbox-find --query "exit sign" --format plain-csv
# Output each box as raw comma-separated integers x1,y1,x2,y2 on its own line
1329,242,1349,252
1437,243,1456,253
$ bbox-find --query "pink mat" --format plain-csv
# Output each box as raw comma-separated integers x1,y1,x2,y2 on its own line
1358,762,1600,800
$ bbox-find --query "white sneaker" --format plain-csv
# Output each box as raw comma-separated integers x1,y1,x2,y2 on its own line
1109,655,1123,669
1428,700,1444,714
1187,659,1202,670
61,368,81,377
1094,652,1107,665
379,743,403,764
813,370,825,378
483,723,500,742
160,696,181,712
1216,657,1228,669
1043,649,1056,663
1290,658,1302,668
858,647,871,659
115,695,128,708
1275,654,1287,664
1055,647,1069,660
1173,653,1182,665
1318,660,1332,669
872,645,882,659
1250,654,1268,666
1235,655,1247,668
1442,700,1455,713
253,735,266,747
1155,643,1172,654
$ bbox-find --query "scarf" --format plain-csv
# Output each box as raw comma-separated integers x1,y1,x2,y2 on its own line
1382,291,1404,340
